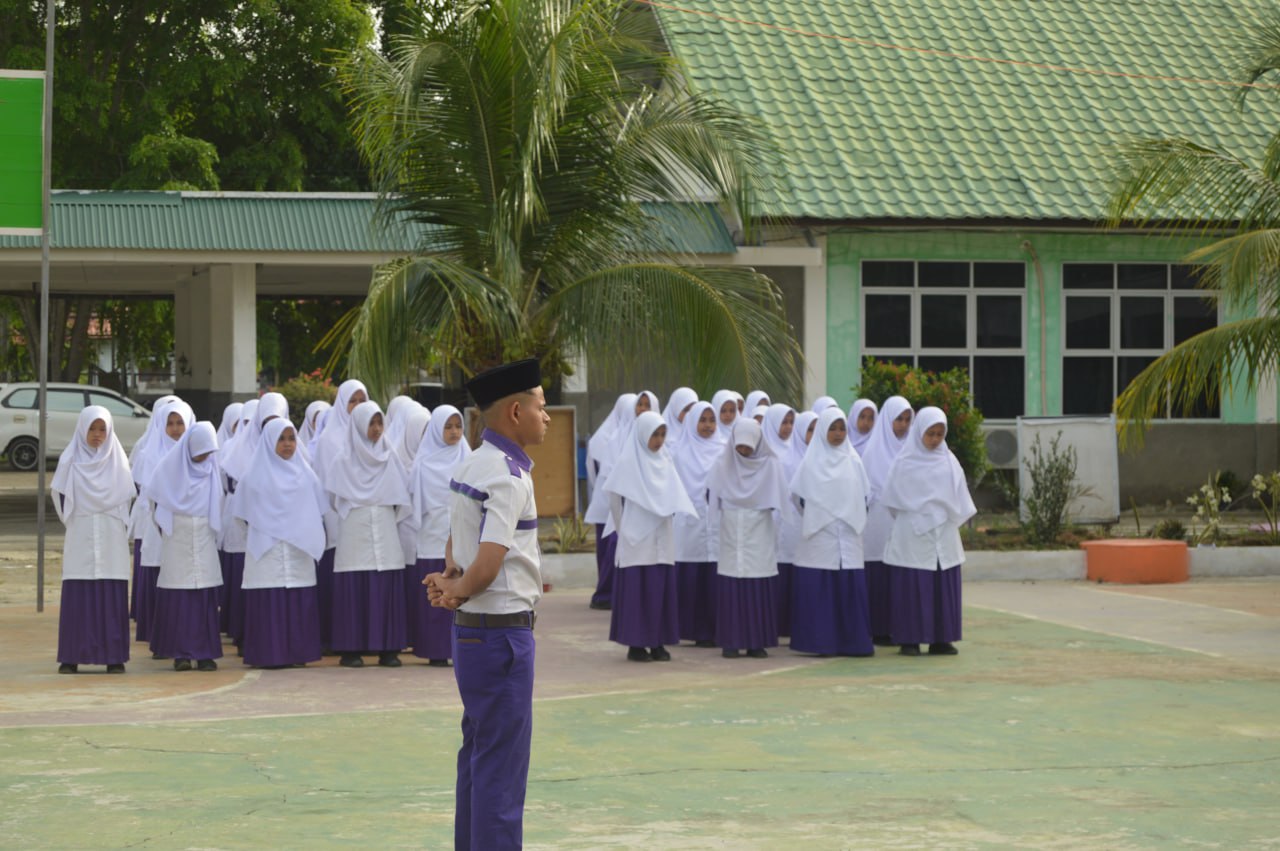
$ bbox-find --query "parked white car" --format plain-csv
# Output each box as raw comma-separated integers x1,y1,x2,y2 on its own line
0,383,152,472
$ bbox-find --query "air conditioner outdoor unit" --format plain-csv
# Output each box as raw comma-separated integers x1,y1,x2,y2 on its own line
983,426,1019,469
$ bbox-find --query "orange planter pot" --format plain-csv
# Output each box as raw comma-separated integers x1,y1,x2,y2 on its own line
1080,539,1189,584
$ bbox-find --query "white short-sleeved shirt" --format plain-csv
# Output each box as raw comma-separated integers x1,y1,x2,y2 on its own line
792,517,864,571
449,429,542,615
882,511,965,571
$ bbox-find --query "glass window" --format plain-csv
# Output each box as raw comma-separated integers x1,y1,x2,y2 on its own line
1173,296,1216,344
920,295,966,348
1119,297,1164,349
1063,357,1115,415
973,356,1024,419
1170,265,1203,290
917,355,967,376
918,261,968,287
976,295,1021,348
1118,356,1156,396
1063,264,1113,289
1117,264,1168,290
974,262,1025,288
48,390,87,413
89,392,138,418
3,388,37,409
862,261,913,288
864,294,911,348
1065,297,1111,349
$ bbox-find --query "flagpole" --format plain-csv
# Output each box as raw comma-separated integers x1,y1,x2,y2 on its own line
36,0,54,613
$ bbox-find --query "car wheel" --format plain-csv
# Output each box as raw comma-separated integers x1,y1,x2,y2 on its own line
7,437,40,472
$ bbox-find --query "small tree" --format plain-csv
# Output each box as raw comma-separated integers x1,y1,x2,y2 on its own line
1021,432,1078,546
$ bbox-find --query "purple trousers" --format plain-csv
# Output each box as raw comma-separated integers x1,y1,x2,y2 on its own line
675,561,717,643
406,558,453,660
453,622,535,851
887,564,962,645
591,526,616,607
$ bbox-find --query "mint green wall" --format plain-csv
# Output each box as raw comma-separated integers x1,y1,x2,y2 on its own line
825,229,1259,422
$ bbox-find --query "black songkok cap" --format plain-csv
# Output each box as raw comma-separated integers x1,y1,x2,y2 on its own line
464,359,542,409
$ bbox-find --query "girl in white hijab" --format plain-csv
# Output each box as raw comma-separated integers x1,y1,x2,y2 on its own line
881,407,975,657
404,404,470,666
743,390,771,416
761,403,800,639
861,395,914,645
229,418,328,668
660,386,699,450
848,399,877,456
53,406,135,674
145,421,224,671
604,411,696,663
671,401,722,646
708,419,787,659
127,394,179,484
391,403,431,470
810,395,839,414
298,400,331,447
789,407,874,657
709,389,739,441
127,397,194,645
325,400,412,668
215,402,244,448
584,393,639,610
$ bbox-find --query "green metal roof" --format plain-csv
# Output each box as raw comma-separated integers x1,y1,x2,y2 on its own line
653,0,1278,221
0,191,736,254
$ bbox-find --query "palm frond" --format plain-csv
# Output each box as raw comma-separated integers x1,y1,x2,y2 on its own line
1237,9,1280,99
1186,228,1280,314
1115,316,1280,447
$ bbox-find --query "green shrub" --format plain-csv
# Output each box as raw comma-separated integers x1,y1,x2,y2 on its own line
852,358,988,481
274,370,337,428
1149,518,1186,541
1022,431,1077,547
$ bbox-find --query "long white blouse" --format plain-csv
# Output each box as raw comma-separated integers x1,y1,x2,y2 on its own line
157,513,223,589
414,504,451,560
792,517,864,571
334,504,405,573
62,513,131,581
609,496,675,568
673,493,718,562
862,501,894,563
717,507,778,579
242,540,317,589
882,512,965,571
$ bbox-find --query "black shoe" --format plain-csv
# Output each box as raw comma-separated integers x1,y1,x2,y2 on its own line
721,648,741,658
428,659,451,668
173,659,193,671
872,635,895,647
589,600,611,610
928,642,959,656
58,663,77,674
378,653,402,668
627,647,652,662
746,648,768,659
899,644,921,657
339,654,364,668
649,646,671,662
694,640,717,648
197,659,218,672
106,664,126,674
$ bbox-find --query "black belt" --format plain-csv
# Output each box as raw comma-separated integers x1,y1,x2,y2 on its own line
454,610,536,630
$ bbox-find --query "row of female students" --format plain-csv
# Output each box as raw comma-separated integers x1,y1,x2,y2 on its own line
52,381,472,674
583,388,976,662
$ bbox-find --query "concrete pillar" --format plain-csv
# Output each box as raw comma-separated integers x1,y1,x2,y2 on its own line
803,258,828,406
174,263,257,419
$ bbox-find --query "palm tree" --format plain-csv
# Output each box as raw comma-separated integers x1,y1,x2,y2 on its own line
329,0,803,403
1106,16,1280,445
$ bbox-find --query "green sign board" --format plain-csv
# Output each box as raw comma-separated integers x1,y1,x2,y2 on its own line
0,71,45,235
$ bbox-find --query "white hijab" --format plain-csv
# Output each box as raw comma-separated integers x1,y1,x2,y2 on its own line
744,390,771,414
862,395,913,499
587,393,637,489
710,389,739,441
603,411,696,541
811,395,839,414
223,392,289,482
708,419,788,512
145,421,222,535
879,407,976,534
229,419,328,560
325,400,411,517
761,403,800,480
128,395,180,486
52,406,134,523
661,386,699,449
672,401,722,504
131,398,195,489
215,402,244,447
298,400,331,446
848,399,877,456
311,378,368,464
410,404,471,525
790,407,870,536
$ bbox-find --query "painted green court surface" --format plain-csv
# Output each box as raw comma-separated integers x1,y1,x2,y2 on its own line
3,588,1279,849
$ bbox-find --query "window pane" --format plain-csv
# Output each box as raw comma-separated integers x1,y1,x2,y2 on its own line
1171,386,1221,419
976,295,1022,348
864,295,911,348
1120,296,1164,349
862,261,913,288
1118,356,1156,397
1170,265,1204,290
870,354,915,367
48,390,86,413
1063,357,1114,414
1117,264,1168,290
973,356,1024,419
89,392,137,417
1065,296,1111,349
1063,264,1113,289
1173,296,1217,344
918,261,968,287
974,262,1025,288
917,356,968,377
3,388,37,409
921,295,966,348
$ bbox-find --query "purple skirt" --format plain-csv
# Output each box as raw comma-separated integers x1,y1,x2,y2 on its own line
241,586,322,668
609,563,680,648
150,587,223,661
675,561,717,642
133,563,160,643
887,564,962,645
223,552,247,645
316,548,335,647
129,538,141,619
406,558,453,660
774,563,793,637
58,579,130,666
714,575,778,652
591,526,617,608
866,560,893,639
789,567,873,656
330,569,408,653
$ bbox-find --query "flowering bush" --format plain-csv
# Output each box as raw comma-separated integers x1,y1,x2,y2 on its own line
274,369,337,428
1186,471,1229,545
852,358,988,481
1251,472,1280,544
